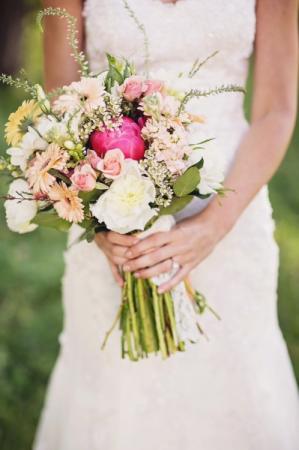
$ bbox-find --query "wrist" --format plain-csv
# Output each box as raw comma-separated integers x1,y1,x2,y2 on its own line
192,198,238,241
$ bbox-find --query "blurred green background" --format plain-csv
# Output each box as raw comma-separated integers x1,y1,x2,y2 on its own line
0,4,298,450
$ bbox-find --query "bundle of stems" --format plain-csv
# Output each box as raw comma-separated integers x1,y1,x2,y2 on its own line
102,272,220,361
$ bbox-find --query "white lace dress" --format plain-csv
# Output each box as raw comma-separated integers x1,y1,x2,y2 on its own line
33,1,299,449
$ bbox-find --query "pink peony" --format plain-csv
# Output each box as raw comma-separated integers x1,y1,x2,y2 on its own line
90,117,145,161
96,149,125,179
144,79,164,97
122,76,147,102
70,163,97,191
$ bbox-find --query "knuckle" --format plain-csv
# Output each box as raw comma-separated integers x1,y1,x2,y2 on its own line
107,231,115,243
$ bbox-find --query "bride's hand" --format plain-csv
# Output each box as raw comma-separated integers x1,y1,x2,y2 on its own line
95,232,139,287
123,213,223,293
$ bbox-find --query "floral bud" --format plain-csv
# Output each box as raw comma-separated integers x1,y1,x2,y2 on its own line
64,140,76,150
35,84,51,113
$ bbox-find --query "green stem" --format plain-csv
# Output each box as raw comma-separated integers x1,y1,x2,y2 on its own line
164,292,178,347
101,303,123,351
126,272,141,357
136,278,157,354
125,311,137,361
151,282,168,359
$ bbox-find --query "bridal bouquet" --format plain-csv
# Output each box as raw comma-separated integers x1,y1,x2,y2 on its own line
0,7,245,361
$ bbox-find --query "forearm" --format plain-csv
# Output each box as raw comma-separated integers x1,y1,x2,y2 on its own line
199,108,297,236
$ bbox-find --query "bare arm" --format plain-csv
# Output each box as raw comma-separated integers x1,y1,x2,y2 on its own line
207,0,298,235
125,0,299,292
42,0,84,91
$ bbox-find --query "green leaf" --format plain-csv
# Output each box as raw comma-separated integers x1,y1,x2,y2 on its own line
48,169,71,186
194,137,215,146
33,210,71,232
95,182,109,190
194,192,211,200
105,53,125,86
173,167,200,197
79,190,101,205
195,158,204,170
159,195,193,215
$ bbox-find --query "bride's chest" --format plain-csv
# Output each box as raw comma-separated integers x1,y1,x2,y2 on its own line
84,0,256,68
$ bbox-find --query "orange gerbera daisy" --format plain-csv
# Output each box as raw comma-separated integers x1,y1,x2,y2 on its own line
49,182,84,223
27,143,69,193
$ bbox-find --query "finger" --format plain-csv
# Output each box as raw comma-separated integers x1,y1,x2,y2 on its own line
108,261,124,287
134,259,173,279
158,264,191,293
123,244,181,272
174,252,195,265
111,244,130,258
110,255,128,266
107,232,139,247
126,232,171,258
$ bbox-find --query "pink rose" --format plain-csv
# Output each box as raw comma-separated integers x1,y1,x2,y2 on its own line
70,163,97,191
96,149,125,179
90,117,145,161
87,149,101,170
122,76,147,102
144,79,164,97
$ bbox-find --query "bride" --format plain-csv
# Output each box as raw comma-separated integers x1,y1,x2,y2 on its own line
34,0,299,449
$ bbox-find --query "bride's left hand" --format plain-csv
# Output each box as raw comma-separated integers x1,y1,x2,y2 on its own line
123,213,223,293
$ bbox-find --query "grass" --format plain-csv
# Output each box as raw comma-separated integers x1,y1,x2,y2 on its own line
0,9,298,450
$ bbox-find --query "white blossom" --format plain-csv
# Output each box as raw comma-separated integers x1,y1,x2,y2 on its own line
90,161,157,234
6,127,47,171
4,179,38,233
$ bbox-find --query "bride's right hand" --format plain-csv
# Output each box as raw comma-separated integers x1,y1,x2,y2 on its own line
94,232,139,287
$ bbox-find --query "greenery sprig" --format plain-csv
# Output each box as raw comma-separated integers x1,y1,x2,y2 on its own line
37,7,89,76
189,51,219,78
0,74,38,97
178,84,246,114
122,0,150,76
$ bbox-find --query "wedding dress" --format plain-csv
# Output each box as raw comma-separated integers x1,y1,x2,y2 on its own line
34,1,299,449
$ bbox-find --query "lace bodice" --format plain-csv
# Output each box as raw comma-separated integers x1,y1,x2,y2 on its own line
84,0,256,80
84,0,256,219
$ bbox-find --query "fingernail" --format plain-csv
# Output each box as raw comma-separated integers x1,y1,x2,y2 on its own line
134,272,140,278
123,265,130,271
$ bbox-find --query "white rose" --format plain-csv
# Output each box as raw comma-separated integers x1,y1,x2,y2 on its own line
4,179,38,233
6,127,47,171
90,162,157,234
195,147,225,195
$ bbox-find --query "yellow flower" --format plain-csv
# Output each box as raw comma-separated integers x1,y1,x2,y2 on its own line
49,182,84,223
5,100,42,146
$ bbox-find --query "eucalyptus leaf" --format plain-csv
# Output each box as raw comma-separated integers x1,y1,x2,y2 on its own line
159,195,193,215
173,167,200,197
33,210,71,232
